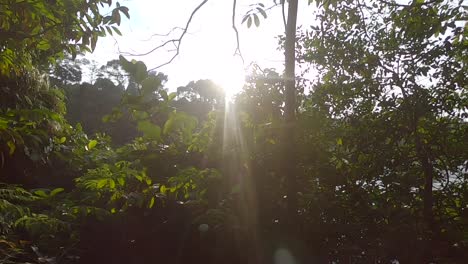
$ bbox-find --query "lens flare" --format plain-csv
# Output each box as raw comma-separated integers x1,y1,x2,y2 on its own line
211,59,246,101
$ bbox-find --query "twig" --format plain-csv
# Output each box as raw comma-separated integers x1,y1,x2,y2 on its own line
134,0,209,71
232,0,244,64
282,0,287,30
140,27,186,42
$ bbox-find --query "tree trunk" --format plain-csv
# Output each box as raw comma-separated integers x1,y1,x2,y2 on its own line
283,0,299,224
412,99,435,262
415,132,435,263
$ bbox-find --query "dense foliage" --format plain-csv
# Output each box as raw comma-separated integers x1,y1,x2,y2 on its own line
1,0,467,263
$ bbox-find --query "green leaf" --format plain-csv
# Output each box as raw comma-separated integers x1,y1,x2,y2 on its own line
134,62,148,82
97,179,107,189
163,115,175,135
137,120,161,140
88,140,98,150
117,177,125,186
160,90,168,101
58,137,66,143
337,138,343,145
112,26,122,36
102,115,110,123
50,188,64,196
106,26,113,36
148,197,155,208
145,178,152,185
109,179,116,189
37,40,50,51
6,141,15,155
34,190,48,198
141,76,161,95
168,92,177,101
160,185,167,195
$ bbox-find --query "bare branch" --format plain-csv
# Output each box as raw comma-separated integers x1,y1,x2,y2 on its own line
232,0,244,64
140,27,186,42
282,0,287,30
120,0,209,71
121,38,179,57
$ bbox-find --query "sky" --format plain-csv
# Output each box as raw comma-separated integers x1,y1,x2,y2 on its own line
88,0,315,94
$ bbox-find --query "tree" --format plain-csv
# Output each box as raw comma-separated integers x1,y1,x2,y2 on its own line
0,0,130,74
282,0,299,226
299,0,467,261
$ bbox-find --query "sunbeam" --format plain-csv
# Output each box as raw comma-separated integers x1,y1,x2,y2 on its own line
211,59,246,101
222,100,263,263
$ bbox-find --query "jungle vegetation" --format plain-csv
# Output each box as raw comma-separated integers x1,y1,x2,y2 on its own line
0,0,467,263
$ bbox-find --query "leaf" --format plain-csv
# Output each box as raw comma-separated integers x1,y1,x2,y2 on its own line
6,141,15,155
112,26,122,36
134,62,148,82
109,179,116,189
106,26,113,36
112,9,121,25
88,140,98,150
102,115,110,123
119,55,133,73
145,178,152,185
254,14,260,27
241,15,249,24
247,16,252,28
257,7,267,19
34,190,48,198
50,188,64,196
37,40,50,51
337,138,343,145
137,120,161,140
97,179,107,189
148,197,155,208
58,137,66,143
160,90,168,101
141,76,161,95
168,92,177,101
117,177,125,186
163,115,175,135
119,6,130,19
160,185,167,195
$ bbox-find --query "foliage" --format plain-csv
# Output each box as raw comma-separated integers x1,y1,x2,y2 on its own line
0,0,130,74
0,0,467,263
293,0,468,262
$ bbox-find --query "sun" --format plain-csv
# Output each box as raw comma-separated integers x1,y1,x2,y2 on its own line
210,58,246,101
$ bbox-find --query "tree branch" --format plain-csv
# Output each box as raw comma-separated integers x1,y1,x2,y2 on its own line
140,27,187,42
125,0,209,71
232,0,244,64
282,0,287,30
